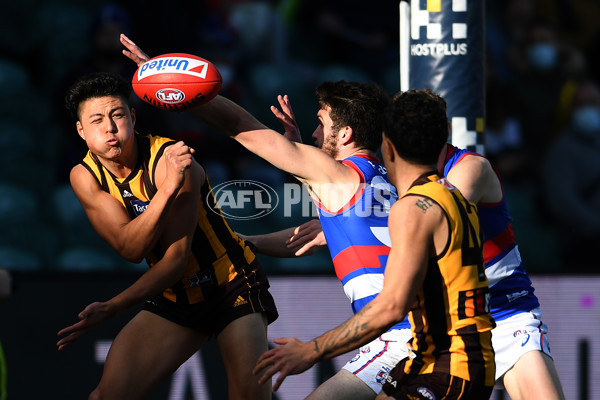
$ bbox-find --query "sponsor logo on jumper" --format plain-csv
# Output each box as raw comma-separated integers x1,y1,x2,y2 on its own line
131,199,149,216
122,190,133,198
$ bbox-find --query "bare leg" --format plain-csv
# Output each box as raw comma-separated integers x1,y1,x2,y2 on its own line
502,350,565,400
375,393,392,400
306,369,376,400
217,313,271,400
89,311,208,400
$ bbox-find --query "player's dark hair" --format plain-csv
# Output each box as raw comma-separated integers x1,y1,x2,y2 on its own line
383,89,449,165
65,72,132,120
316,81,391,152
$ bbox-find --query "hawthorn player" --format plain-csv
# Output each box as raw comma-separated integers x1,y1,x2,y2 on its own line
56,71,277,400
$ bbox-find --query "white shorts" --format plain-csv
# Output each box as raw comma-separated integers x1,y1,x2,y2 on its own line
492,307,553,386
342,328,412,394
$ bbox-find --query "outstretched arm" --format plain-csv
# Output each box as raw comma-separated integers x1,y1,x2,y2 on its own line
120,34,356,188
253,198,431,391
188,94,350,184
239,218,327,258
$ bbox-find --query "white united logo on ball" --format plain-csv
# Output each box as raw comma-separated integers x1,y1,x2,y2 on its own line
137,56,210,80
207,180,279,220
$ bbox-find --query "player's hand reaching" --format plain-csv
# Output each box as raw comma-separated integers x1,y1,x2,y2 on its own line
56,301,118,351
287,219,327,256
271,94,303,143
253,337,317,391
120,33,150,67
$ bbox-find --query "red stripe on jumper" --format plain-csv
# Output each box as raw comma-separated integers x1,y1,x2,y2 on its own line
484,223,516,264
333,245,390,281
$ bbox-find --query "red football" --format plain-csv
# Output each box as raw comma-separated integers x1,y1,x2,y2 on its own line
132,53,222,111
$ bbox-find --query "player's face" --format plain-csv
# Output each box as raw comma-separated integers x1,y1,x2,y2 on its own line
312,106,339,158
76,95,136,161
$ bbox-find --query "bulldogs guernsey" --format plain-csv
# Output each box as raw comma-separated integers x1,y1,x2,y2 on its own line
316,155,409,330
443,144,539,321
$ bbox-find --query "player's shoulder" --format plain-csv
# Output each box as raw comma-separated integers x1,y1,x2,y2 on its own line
456,151,489,167
70,163,91,184
391,192,444,233
448,152,492,178
69,163,104,202
341,154,387,178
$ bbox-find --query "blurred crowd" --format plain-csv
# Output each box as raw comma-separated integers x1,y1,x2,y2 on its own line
0,0,598,274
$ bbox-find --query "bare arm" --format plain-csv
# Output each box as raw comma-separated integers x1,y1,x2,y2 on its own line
445,154,502,204
189,95,355,185
107,159,201,311
239,218,327,258
70,142,199,262
310,198,434,358
57,158,203,350
238,227,299,258
253,196,437,390
120,33,355,189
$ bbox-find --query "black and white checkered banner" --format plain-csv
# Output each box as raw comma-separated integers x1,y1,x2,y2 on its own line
400,0,485,154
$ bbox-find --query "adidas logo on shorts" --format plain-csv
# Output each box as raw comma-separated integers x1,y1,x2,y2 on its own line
233,295,248,307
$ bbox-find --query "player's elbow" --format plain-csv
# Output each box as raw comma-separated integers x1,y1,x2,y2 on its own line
120,253,145,265
382,307,406,329
377,295,410,327
115,245,147,264
126,254,146,264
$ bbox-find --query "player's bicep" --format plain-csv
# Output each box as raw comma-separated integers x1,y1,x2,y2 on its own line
380,197,439,313
70,165,134,247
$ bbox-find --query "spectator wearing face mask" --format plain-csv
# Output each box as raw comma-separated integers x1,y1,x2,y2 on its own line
540,78,600,272
508,20,586,162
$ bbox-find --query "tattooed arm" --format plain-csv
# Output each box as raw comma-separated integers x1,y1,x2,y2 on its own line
253,195,441,391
